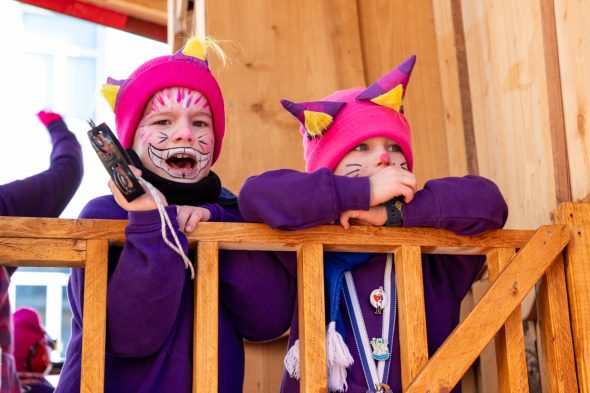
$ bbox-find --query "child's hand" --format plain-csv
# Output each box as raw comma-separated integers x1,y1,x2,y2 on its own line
368,166,416,206
109,166,167,211
177,205,211,232
339,206,387,229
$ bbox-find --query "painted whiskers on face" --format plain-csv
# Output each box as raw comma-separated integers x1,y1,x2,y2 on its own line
133,87,215,183
335,137,408,178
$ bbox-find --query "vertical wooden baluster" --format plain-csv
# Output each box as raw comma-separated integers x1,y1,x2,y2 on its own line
394,245,428,390
81,239,108,393
555,203,589,392
487,248,528,393
194,241,219,393
537,253,578,393
297,243,327,393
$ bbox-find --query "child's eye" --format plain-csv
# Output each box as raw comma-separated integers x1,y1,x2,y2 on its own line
152,119,171,126
193,120,209,128
353,143,369,151
388,144,402,152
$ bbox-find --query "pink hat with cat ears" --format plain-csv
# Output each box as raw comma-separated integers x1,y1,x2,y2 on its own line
100,37,225,164
281,55,416,172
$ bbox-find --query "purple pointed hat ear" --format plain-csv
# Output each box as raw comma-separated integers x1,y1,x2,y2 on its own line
280,99,346,138
356,54,416,113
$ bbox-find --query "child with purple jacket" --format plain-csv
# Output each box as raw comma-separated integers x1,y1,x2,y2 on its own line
239,56,508,393
56,37,294,393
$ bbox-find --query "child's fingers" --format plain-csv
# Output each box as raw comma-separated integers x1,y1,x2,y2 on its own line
184,211,202,232
340,211,352,229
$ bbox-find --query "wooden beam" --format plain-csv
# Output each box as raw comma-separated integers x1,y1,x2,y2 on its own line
405,225,570,392
194,241,219,393
80,240,108,393
80,0,166,25
297,243,327,392
487,248,529,393
556,203,590,392
394,245,428,389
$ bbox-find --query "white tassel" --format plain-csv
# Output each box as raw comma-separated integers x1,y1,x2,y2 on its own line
284,339,300,379
326,321,354,392
284,323,354,392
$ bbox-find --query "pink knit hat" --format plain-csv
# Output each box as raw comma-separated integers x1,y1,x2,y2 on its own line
13,307,47,372
281,55,416,172
101,37,225,164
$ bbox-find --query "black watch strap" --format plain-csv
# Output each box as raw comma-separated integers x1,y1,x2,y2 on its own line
384,197,403,227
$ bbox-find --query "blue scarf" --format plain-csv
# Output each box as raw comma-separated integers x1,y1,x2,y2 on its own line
324,252,372,336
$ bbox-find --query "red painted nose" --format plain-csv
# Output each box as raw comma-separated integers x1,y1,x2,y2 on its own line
380,153,390,165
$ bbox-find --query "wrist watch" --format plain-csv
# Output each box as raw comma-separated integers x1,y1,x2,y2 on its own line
384,197,403,227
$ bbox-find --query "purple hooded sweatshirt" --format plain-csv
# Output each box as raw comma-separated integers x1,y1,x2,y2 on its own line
239,168,508,393
56,195,296,393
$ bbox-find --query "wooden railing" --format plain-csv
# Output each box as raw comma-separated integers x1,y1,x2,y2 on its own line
0,202,588,393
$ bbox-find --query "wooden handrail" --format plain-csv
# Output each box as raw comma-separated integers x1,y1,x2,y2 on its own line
0,215,584,393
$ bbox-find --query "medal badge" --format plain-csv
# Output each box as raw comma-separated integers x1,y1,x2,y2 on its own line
370,338,390,361
370,286,387,315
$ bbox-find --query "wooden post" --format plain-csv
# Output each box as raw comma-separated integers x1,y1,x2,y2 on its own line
487,248,529,393
194,241,219,393
81,240,109,393
394,245,428,389
297,243,327,393
537,253,578,393
556,203,590,392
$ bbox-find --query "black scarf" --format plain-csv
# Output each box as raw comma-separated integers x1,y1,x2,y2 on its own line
126,148,222,206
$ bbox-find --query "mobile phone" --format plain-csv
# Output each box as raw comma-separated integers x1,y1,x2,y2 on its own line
87,120,145,202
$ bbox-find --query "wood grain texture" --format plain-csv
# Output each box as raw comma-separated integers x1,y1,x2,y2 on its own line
394,245,428,390
80,240,108,393
487,248,528,393
553,0,590,201
460,0,557,229
243,337,288,393
205,0,365,192
405,225,570,393
357,0,456,184
537,254,578,393
0,238,85,265
556,203,590,393
433,0,470,176
297,243,327,393
194,241,219,393
0,217,535,252
540,0,570,204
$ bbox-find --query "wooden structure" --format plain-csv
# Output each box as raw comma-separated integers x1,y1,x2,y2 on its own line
0,202,588,392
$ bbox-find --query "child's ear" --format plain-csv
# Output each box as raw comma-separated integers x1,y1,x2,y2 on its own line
280,99,346,138
356,55,416,113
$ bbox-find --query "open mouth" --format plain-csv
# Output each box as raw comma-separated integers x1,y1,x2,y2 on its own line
148,144,211,179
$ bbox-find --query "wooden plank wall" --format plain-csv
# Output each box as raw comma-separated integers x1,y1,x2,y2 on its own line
201,0,590,391
206,0,366,194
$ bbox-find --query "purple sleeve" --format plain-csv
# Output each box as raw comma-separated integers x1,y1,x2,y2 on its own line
403,175,508,235
201,203,243,222
105,206,188,356
0,118,83,217
239,168,370,229
404,176,508,302
76,199,188,357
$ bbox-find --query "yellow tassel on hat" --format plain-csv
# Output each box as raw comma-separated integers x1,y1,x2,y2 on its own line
100,84,120,112
182,37,207,61
304,110,334,137
371,84,404,112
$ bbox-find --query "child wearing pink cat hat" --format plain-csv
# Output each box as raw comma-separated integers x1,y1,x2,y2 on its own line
240,55,508,392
